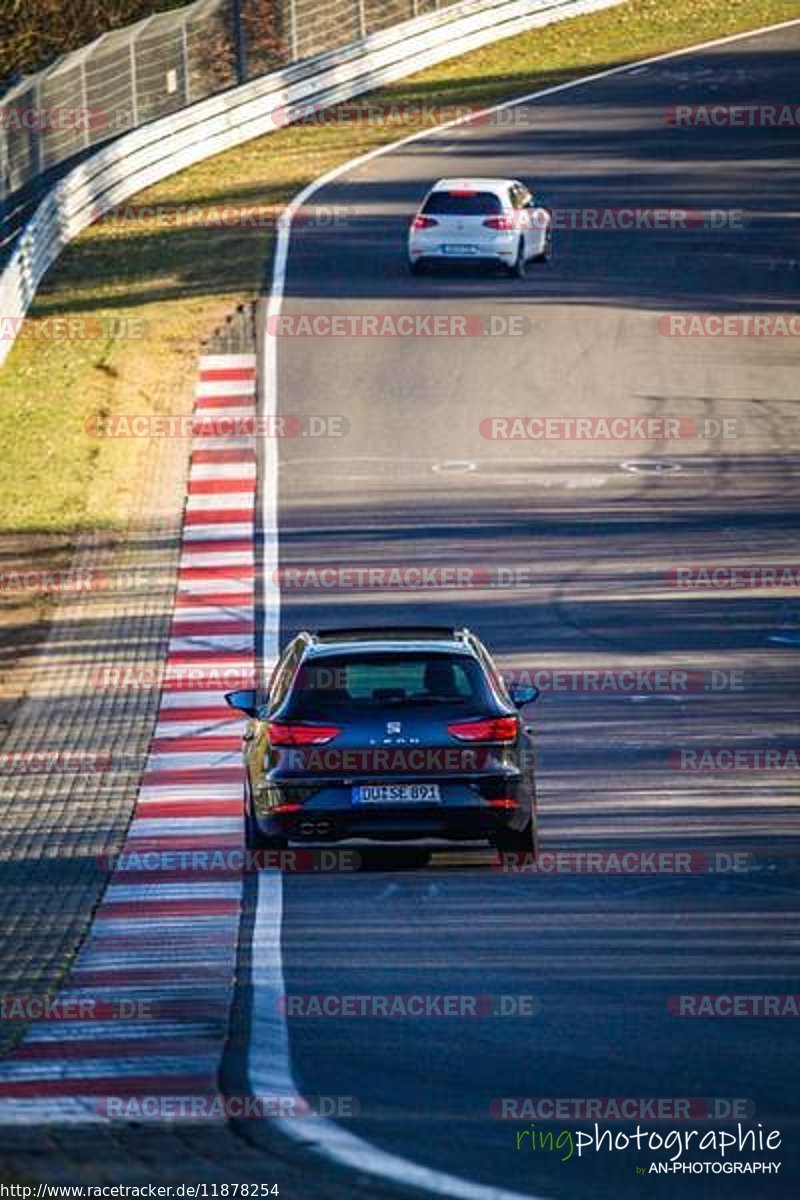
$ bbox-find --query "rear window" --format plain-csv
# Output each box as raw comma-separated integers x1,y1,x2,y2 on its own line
284,652,495,716
422,190,503,217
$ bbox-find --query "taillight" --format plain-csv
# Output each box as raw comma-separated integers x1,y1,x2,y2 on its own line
412,215,438,230
447,716,518,742
268,722,341,746
483,215,515,230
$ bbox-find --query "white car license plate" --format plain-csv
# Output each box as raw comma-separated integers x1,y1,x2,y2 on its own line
353,784,441,805
442,244,477,255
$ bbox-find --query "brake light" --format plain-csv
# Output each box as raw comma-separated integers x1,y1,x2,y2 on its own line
483,215,515,230
412,215,438,230
448,189,476,196
447,717,518,742
268,722,341,746
488,797,519,809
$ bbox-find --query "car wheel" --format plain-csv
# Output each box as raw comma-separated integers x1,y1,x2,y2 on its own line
507,238,526,278
533,229,552,264
493,823,536,858
245,788,288,853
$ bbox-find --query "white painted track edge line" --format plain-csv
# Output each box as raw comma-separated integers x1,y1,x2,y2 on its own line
253,16,800,1200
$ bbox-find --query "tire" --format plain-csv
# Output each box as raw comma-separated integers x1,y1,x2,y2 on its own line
533,228,552,264
506,238,526,278
245,785,288,852
493,822,536,858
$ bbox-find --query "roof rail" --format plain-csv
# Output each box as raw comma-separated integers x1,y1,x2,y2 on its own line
310,626,463,642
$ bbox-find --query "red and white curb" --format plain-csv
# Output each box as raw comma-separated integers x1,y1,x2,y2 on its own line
0,354,257,1123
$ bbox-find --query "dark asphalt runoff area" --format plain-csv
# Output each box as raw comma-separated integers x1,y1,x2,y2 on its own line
245,22,800,1199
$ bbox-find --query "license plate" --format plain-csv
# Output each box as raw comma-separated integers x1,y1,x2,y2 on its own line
442,244,477,255
353,784,441,805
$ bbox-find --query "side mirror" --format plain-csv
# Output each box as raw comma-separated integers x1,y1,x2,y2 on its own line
507,682,540,708
224,688,259,718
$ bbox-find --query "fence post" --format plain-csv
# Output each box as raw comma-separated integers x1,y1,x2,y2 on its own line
182,16,191,104
81,60,90,148
288,0,299,61
129,41,139,127
32,78,43,180
358,0,367,40
232,0,246,84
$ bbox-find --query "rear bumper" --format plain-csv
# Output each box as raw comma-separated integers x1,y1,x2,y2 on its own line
258,806,529,844
408,232,516,265
252,773,533,843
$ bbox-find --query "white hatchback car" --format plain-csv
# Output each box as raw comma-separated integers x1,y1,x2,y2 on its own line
407,177,552,276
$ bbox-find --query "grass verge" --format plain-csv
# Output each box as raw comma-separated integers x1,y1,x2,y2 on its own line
1,0,798,535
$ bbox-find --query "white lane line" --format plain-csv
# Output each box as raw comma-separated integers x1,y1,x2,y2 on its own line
249,873,537,1200
254,14,800,1199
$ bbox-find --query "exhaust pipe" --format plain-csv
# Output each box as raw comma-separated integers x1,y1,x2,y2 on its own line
297,819,333,837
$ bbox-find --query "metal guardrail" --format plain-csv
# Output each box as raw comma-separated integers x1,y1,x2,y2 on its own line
0,0,623,366
0,1,461,208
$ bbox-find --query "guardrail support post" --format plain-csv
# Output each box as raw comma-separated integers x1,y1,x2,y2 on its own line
358,0,367,40
288,0,299,61
232,0,246,84
129,43,138,127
